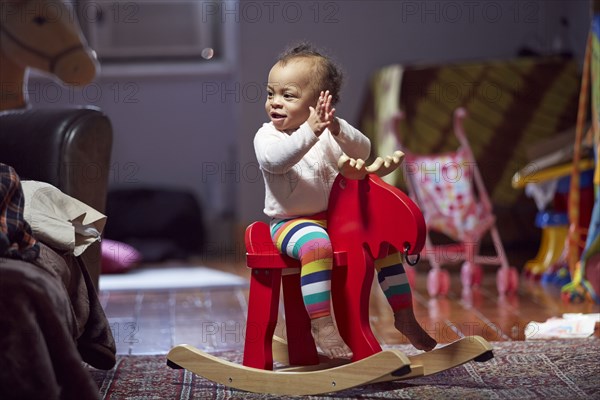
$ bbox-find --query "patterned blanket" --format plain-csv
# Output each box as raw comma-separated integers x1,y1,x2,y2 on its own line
359,57,580,244
360,57,579,206
0,164,115,399
0,163,39,260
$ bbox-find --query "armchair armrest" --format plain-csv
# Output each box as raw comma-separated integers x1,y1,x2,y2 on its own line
0,106,113,288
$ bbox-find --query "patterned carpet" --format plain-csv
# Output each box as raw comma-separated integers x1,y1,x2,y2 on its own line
90,339,600,399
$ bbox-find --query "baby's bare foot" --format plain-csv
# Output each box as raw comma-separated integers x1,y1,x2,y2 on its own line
311,316,353,359
394,309,437,351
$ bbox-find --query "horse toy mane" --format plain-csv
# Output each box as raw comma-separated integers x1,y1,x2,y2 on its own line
0,0,98,111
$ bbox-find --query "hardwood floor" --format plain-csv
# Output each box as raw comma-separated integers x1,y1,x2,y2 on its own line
99,258,600,355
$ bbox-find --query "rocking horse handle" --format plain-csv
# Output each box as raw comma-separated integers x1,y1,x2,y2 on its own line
338,151,405,180
403,243,420,266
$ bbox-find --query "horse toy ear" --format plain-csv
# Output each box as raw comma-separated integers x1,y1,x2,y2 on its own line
0,0,98,110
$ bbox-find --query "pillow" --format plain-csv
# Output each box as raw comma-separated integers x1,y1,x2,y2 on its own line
21,181,106,256
100,238,142,274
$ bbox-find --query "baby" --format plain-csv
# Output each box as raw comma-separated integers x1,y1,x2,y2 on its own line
254,43,436,358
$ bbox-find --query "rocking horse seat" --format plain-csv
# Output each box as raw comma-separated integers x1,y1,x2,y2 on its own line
243,220,352,371
245,221,347,271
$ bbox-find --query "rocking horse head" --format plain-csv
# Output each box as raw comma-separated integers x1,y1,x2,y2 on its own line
328,153,426,262
0,0,98,110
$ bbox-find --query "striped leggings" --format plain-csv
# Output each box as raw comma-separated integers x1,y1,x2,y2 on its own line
270,213,413,320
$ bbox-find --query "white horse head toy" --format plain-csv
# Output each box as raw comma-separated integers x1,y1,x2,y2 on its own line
0,0,98,110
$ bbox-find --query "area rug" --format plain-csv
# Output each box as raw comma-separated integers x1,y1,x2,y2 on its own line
90,339,599,399
99,266,248,292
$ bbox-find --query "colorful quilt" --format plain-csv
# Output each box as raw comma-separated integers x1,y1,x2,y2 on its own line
359,57,580,208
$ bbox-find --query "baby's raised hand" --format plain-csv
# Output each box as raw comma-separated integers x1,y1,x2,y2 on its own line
309,91,336,136
320,90,340,136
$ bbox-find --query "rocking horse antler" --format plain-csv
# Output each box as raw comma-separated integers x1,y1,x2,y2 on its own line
338,150,405,180
0,0,98,110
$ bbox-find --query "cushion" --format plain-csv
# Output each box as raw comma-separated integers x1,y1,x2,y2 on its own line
22,181,106,256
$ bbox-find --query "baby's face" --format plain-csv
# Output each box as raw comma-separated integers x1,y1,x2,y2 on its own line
265,59,318,133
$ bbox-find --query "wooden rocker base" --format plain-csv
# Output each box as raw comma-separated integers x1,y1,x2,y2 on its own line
166,336,493,395
166,344,411,396
271,335,493,382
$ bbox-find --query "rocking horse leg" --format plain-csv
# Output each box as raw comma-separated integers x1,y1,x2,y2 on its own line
243,268,282,370
332,246,381,361
281,271,320,366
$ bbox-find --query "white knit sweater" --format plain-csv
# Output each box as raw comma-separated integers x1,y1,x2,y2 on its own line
254,118,371,218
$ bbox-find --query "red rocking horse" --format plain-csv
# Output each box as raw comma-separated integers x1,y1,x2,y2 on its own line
167,154,493,396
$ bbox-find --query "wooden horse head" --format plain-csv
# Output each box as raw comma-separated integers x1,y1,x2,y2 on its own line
0,0,98,110
327,169,426,262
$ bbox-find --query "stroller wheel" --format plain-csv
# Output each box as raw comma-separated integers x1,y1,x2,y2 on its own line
440,270,451,294
461,262,483,287
427,269,450,297
508,267,520,292
426,269,439,297
496,268,509,294
497,267,519,294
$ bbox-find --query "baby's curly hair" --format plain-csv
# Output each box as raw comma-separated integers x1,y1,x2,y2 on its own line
276,42,343,105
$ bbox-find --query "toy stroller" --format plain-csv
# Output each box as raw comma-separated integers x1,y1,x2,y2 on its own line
166,157,494,395
397,108,519,297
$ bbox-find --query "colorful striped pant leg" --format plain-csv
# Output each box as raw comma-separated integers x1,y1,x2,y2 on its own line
374,250,413,312
271,216,333,320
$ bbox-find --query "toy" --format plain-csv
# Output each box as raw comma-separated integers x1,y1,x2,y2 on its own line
562,27,600,304
512,161,594,279
0,0,97,111
394,108,519,297
167,155,494,396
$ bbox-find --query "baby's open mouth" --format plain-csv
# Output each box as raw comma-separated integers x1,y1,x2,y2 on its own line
271,112,285,119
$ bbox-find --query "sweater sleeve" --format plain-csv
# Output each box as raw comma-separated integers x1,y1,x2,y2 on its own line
254,122,319,174
331,118,371,160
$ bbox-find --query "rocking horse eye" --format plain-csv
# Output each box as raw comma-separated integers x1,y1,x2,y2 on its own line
33,16,47,25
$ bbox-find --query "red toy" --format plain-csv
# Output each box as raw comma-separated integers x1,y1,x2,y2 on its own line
244,173,426,368
167,167,493,395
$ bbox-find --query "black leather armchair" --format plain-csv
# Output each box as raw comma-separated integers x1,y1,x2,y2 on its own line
0,106,113,287
0,106,116,399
